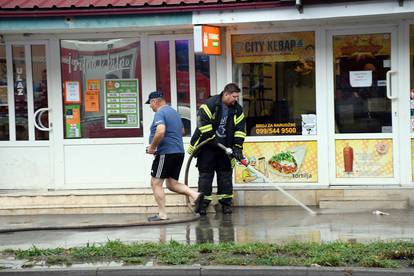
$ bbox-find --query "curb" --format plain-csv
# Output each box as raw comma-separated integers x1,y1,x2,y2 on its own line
1,266,413,275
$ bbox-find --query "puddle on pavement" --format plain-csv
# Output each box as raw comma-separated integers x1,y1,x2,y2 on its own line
0,207,413,250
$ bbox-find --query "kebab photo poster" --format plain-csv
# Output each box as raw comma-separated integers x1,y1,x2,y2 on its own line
234,141,318,184
335,139,393,178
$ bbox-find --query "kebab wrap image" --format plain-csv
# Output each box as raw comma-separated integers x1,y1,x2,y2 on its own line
267,146,307,176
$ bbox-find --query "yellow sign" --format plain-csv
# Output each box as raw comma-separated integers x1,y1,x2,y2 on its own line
235,141,318,183
333,33,391,60
231,31,315,64
335,139,393,178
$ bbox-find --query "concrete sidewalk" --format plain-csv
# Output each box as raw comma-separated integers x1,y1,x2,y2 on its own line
1,207,413,251
1,207,413,273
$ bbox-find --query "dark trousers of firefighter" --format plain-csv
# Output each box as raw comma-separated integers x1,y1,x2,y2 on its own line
196,145,233,208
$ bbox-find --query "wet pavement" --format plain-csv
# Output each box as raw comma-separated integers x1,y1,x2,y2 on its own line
0,206,413,250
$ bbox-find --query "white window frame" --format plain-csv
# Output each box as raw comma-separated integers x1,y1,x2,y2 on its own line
326,26,400,185
146,34,217,144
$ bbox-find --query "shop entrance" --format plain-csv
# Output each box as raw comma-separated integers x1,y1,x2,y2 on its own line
0,41,54,189
327,29,399,185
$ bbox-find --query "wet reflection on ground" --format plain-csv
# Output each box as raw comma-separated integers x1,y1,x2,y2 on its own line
0,207,413,250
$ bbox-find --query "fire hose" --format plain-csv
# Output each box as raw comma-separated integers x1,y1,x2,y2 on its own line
184,141,317,216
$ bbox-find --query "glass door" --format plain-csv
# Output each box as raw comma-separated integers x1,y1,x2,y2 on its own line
0,41,53,189
328,29,399,184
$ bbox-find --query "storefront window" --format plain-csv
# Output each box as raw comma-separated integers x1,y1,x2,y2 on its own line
0,45,8,140
155,39,211,136
32,45,48,140
195,55,210,107
155,41,171,103
333,33,392,134
60,38,142,138
13,46,28,140
176,40,191,136
410,26,414,132
232,32,316,136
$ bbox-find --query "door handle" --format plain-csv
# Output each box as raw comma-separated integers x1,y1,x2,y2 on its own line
386,70,397,100
34,107,52,131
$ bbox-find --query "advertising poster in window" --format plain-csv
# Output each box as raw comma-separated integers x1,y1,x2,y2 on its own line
104,79,139,129
65,104,81,138
87,79,100,90
335,139,393,178
64,81,81,104
85,90,100,113
234,141,317,184
333,34,390,60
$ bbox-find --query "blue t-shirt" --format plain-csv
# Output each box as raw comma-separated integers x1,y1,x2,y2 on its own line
149,105,184,155
216,103,228,144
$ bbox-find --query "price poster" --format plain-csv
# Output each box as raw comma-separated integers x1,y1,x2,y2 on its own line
87,79,100,90
85,90,100,113
64,81,81,104
65,104,81,138
104,79,139,129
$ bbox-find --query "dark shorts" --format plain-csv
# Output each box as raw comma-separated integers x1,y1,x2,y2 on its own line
151,153,184,180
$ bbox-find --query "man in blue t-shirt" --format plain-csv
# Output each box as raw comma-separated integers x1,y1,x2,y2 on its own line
145,91,203,221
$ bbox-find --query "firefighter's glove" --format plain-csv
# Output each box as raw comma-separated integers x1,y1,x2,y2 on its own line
232,147,244,161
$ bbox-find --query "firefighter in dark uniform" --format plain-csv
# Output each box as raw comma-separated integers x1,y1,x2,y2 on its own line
188,83,246,215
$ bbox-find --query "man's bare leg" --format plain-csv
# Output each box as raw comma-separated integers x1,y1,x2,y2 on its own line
166,178,200,201
151,176,167,219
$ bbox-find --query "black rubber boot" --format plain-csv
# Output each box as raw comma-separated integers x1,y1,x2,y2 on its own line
222,205,232,214
199,199,210,216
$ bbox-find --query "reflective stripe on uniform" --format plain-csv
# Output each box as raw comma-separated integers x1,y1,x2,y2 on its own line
217,194,233,200
194,137,201,147
234,130,246,139
199,124,213,133
204,195,213,201
234,113,244,125
200,104,213,119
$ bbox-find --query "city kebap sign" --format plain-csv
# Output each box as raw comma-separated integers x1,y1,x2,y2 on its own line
104,79,139,129
231,31,315,63
194,25,221,55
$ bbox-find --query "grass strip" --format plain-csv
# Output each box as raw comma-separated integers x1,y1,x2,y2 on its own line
2,240,414,268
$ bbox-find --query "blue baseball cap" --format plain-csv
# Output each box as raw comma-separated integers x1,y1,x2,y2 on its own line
145,91,163,104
